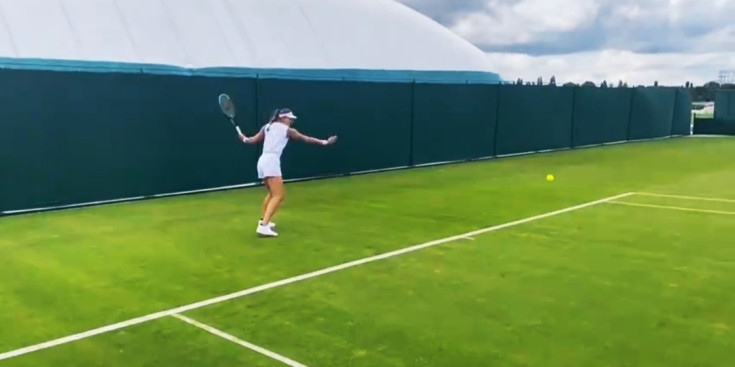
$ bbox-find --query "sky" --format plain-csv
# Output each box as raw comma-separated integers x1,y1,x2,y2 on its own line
397,0,735,86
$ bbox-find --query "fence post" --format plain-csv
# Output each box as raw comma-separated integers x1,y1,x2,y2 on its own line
492,83,502,157
626,87,635,141
409,79,416,167
570,86,578,147
670,88,679,136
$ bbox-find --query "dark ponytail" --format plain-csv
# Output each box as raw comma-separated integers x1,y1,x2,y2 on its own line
269,109,280,123
265,108,280,131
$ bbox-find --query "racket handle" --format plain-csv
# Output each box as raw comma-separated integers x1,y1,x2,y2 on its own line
236,126,243,136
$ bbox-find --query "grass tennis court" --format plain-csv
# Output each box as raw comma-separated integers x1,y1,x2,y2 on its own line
1,137,734,366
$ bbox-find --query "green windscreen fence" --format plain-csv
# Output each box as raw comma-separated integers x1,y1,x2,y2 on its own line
257,79,413,179
714,91,735,122
495,85,574,155
693,118,735,135
671,88,692,136
693,91,735,135
0,69,62,211
572,87,632,146
0,65,692,214
57,72,260,204
628,87,676,140
0,69,259,212
411,83,498,165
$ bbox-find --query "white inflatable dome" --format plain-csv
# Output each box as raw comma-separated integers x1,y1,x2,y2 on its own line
0,0,497,75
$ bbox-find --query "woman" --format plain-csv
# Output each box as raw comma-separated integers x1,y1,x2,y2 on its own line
238,108,337,237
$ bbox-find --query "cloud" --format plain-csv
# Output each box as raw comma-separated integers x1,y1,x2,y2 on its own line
399,0,735,54
691,24,735,52
453,0,600,46
397,0,735,85
486,49,734,85
396,0,489,24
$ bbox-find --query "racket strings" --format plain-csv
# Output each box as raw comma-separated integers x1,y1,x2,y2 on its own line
219,94,236,118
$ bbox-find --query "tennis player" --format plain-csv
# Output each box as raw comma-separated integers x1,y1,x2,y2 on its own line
238,108,337,237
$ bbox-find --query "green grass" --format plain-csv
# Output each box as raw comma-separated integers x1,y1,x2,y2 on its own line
693,113,715,119
1,137,734,366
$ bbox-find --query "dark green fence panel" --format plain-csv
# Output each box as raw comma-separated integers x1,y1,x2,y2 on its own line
495,85,574,155
714,92,729,120
571,87,632,147
57,72,258,205
257,79,412,179
0,69,63,211
628,87,676,140
0,69,258,212
671,88,692,136
693,118,735,135
714,91,735,125
412,83,497,165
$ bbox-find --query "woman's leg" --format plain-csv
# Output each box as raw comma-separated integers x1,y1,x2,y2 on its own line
262,176,284,226
261,180,271,222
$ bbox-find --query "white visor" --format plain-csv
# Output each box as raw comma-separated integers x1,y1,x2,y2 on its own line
279,111,297,119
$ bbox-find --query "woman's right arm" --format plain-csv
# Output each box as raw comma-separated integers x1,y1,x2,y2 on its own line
239,127,265,144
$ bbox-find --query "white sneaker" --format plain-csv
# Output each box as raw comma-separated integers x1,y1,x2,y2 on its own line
259,220,276,229
256,224,278,237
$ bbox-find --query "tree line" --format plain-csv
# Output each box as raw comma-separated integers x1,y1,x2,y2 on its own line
512,77,734,102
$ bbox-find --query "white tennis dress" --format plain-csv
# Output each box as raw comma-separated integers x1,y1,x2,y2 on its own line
257,122,290,179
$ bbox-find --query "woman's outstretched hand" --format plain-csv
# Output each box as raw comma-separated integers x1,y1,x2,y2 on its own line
323,135,338,145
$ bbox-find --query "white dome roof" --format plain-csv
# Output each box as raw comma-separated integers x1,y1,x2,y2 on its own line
0,0,498,76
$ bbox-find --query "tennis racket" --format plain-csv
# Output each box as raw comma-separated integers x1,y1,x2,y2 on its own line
218,93,243,136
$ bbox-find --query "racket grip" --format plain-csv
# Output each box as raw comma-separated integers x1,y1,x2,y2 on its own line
236,126,243,136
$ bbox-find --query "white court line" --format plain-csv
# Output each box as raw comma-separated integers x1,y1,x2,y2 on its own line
0,192,633,361
635,192,735,204
608,201,735,216
172,314,307,367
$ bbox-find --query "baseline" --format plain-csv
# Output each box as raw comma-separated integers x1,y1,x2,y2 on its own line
607,201,735,215
635,192,735,204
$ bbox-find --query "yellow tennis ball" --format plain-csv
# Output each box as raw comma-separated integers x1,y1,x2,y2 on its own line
546,174,555,181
